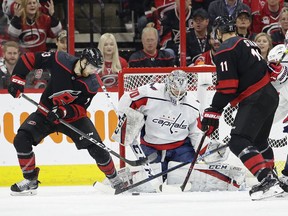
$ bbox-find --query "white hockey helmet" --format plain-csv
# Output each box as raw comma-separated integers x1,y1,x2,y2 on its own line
165,70,188,105
268,44,288,66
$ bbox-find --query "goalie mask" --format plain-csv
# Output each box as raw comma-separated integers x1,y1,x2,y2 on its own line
165,70,188,105
268,44,288,67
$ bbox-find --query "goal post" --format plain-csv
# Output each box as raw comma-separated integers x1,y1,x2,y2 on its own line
117,66,288,176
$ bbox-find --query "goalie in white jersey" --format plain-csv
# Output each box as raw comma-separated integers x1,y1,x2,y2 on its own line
267,44,288,193
114,70,245,192
119,70,201,174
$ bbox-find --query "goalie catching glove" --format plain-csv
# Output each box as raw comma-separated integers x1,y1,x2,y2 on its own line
8,75,26,98
201,107,223,136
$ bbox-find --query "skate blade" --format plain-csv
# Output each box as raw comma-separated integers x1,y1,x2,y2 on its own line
251,185,284,201
10,189,37,196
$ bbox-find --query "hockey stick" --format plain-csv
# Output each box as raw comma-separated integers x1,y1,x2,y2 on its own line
276,49,288,66
21,94,156,166
95,73,127,136
180,132,206,191
115,142,229,194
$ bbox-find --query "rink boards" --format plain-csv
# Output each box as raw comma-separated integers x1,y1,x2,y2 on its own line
0,92,287,186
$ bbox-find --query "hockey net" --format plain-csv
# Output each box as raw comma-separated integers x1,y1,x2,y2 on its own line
118,66,288,177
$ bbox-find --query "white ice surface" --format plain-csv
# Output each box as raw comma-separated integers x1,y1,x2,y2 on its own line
0,186,287,216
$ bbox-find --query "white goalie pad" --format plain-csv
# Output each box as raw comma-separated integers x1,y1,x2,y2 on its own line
201,139,230,164
97,167,134,194
112,107,145,145
167,162,246,191
129,163,163,193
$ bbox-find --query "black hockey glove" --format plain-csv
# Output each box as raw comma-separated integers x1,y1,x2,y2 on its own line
201,107,223,136
8,75,26,98
47,106,67,124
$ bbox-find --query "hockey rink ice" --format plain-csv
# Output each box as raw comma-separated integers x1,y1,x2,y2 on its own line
0,186,287,216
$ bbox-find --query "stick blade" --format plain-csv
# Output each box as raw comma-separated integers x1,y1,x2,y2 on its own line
147,152,157,163
134,152,158,166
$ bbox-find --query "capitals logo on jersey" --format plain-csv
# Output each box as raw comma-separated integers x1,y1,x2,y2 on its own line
152,113,188,134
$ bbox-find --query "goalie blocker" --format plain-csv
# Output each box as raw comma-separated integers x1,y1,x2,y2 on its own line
112,107,145,146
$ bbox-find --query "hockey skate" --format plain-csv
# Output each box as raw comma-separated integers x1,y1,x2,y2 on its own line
10,167,40,196
279,173,288,193
249,173,284,201
93,167,132,194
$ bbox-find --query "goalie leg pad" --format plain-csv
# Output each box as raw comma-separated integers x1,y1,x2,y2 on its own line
201,139,230,164
166,162,246,191
130,163,163,193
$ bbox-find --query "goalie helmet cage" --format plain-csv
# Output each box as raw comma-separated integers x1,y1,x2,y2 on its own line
118,66,288,175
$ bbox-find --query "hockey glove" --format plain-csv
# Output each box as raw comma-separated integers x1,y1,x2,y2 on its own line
201,107,223,136
268,63,287,82
47,106,67,124
8,75,26,98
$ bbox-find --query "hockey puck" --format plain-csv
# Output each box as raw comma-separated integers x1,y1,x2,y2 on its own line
132,192,140,196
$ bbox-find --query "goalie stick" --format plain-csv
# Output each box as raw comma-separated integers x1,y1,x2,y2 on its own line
21,93,156,167
180,132,206,191
115,142,229,194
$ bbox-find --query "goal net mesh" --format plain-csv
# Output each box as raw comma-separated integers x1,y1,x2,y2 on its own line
118,67,287,175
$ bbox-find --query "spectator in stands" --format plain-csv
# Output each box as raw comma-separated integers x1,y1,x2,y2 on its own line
139,0,175,33
252,0,284,33
129,26,175,67
0,40,20,89
269,7,288,47
186,8,211,65
0,0,8,38
192,0,216,11
159,0,193,58
242,0,268,15
235,9,256,41
208,0,251,23
97,33,128,88
193,31,221,66
55,29,67,52
254,32,273,61
8,0,62,53
2,0,56,21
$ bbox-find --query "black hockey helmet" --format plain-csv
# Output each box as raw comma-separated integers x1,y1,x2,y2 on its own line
213,16,236,35
80,48,103,68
